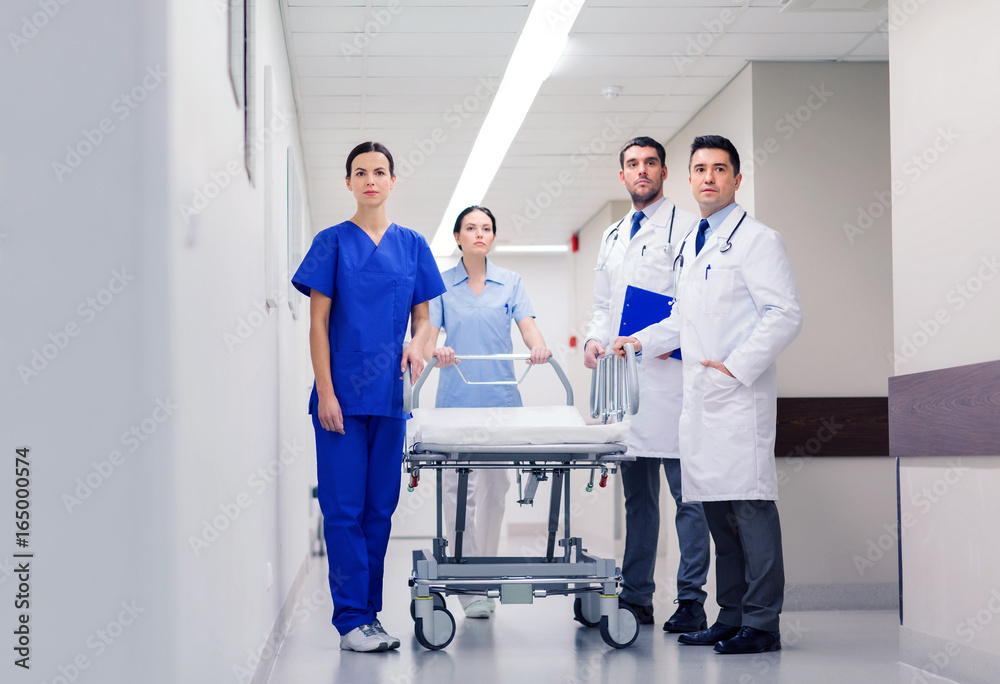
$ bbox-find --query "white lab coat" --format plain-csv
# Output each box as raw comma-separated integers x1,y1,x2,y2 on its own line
586,198,699,458
634,205,802,500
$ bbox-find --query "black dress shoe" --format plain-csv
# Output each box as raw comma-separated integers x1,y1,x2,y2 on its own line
618,598,654,625
677,621,740,645
714,626,781,654
663,599,708,633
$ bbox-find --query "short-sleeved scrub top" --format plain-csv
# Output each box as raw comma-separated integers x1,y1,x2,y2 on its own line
429,258,536,409
292,221,446,420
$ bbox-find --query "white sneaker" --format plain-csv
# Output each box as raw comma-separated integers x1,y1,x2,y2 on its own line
340,623,389,652
372,619,400,650
464,599,491,619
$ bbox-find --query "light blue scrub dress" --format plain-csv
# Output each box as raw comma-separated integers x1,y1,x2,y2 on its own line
292,221,445,635
429,258,536,573
429,258,536,409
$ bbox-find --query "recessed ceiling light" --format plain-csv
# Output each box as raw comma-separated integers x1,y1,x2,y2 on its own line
493,245,569,254
429,0,585,257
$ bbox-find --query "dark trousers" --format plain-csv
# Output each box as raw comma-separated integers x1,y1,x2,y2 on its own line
619,457,710,606
702,499,784,632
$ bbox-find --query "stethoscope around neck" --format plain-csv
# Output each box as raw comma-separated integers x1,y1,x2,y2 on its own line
672,210,747,271
596,205,675,271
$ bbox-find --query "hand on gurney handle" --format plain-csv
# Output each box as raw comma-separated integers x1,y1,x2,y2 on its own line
611,336,676,361
402,341,425,384
433,346,549,367
528,346,552,365
583,339,605,370
611,336,640,358
431,346,459,368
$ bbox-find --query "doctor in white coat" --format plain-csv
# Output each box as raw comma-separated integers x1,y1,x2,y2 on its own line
584,136,710,631
614,135,802,654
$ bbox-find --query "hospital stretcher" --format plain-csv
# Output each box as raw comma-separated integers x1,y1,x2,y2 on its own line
401,346,641,650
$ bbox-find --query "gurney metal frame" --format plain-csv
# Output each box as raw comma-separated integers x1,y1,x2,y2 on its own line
402,346,640,650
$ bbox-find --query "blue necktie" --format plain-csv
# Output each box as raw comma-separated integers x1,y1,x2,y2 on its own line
695,218,709,255
629,210,645,239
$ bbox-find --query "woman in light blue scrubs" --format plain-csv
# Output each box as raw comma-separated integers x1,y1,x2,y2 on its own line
423,205,550,618
292,142,446,653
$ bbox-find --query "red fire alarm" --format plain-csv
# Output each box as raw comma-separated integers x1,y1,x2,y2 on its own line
571,234,579,253
569,336,577,348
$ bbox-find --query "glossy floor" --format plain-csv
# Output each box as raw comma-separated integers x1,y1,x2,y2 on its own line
268,539,906,684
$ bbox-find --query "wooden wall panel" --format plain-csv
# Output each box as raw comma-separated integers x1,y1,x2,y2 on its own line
889,359,1000,457
775,397,889,457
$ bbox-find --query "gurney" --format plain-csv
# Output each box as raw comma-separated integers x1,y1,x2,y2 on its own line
402,346,641,650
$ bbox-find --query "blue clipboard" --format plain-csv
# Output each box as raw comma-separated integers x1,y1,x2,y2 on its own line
618,285,682,360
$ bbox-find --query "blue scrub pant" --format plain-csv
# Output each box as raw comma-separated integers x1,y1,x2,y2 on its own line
312,413,405,635
619,457,711,607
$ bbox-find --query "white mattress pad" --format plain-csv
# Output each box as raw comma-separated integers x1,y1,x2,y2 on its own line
408,405,628,446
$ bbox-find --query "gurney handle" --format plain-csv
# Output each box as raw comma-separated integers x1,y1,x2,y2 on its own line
403,355,574,412
403,356,437,413
589,343,639,422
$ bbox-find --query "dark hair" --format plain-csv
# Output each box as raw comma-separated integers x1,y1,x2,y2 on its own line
619,136,666,169
345,141,395,178
689,135,741,176
453,206,497,251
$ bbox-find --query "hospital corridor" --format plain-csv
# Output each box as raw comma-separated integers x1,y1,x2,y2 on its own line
2,1,999,683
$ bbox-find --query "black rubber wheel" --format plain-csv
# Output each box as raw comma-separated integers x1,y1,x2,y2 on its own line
599,603,639,649
414,606,456,650
410,591,446,621
573,596,600,627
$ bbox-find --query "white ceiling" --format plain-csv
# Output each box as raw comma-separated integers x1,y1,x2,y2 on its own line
279,0,889,247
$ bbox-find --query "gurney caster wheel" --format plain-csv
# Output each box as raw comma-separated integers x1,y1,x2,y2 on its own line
573,596,600,628
414,607,456,650
410,592,447,621
600,604,639,649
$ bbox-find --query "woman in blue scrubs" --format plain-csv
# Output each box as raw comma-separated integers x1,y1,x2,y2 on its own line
423,205,550,618
292,142,446,653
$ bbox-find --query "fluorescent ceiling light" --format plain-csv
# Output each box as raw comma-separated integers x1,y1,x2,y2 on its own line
493,244,569,254
430,0,584,256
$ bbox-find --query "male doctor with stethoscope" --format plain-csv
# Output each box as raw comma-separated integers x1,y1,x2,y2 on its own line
584,136,711,633
614,135,803,654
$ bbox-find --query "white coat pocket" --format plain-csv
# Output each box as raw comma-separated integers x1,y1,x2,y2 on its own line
631,245,674,294
701,369,754,429
702,268,735,315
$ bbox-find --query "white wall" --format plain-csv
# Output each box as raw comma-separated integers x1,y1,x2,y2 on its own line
752,61,893,398
889,1,1000,681
889,1,1000,377
167,0,314,681
0,1,315,682
663,64,755,220
1,0,174,681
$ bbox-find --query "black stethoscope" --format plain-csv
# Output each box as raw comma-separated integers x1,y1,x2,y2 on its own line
596,206,675,271
672,210,747,271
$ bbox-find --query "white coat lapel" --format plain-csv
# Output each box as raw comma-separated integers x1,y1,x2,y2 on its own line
629,199,675,248
712,203,745,254
689,203,743,266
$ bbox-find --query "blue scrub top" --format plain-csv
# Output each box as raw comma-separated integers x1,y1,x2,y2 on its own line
292,221,446,419
429,258,535,408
